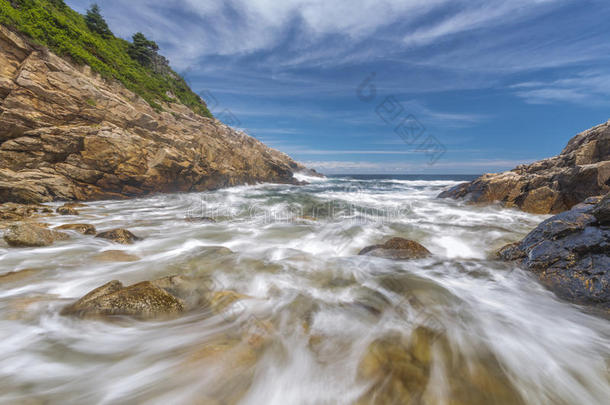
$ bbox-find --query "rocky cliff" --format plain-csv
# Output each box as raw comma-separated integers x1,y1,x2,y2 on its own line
0,25,310,203
438,122,610,214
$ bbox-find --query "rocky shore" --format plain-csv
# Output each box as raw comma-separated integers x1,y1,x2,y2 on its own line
439,120,610,214
497,193,609,310
0,25,314,204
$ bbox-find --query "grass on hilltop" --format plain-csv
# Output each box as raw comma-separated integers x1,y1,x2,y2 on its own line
0,0,212,117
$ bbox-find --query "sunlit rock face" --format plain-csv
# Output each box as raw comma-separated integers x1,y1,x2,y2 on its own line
439,121,610,214
0,25,311,204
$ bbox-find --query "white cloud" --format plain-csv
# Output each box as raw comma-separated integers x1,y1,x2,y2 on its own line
512,71,610,104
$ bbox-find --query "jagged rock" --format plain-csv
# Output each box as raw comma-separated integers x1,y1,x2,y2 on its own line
497,195,609,308
56,205,79,215
0,25,317,204
439,121,610,214
592,193,610,225
95,228,142,244
55,223,96,235
3,223,69,247
359,237,431,260
61,280,185,319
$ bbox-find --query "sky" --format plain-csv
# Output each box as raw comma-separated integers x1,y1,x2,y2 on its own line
66,0,610,174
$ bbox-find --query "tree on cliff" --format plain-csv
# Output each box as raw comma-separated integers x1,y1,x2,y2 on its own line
85,3,112,38
128,32,160,68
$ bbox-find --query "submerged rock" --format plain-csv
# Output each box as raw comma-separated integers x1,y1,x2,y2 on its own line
55,223,96,235
3,223,69,247
61,280,185,319
439,120,610,214
56,205,79,215
359,237,431,260
498,194,609,308
95,228,142,244
92,250,140,262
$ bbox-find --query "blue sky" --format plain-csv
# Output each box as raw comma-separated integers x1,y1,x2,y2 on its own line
66,0,610,174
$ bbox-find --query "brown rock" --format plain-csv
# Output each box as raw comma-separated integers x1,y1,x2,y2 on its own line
92,250,140,262
95,228,142,244
439,121,610,214
56,223,96,235
0,268,40,284
56,205,79,215
61,280,185,319
359,237,431,260
0,25,316,205
3,223,69,247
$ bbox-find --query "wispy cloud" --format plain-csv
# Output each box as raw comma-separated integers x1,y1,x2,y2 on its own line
511,71,610,104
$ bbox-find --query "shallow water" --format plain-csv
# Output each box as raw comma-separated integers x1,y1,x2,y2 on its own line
0,175,609,405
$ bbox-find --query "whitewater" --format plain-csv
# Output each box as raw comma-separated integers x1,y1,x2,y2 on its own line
0,175,608,404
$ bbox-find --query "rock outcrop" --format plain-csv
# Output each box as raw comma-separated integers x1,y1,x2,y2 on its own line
497,194,609,308
0,24,313,204
439,121,610,214
359,237,431,260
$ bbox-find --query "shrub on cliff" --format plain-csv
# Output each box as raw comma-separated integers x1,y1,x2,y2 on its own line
0,0,212,118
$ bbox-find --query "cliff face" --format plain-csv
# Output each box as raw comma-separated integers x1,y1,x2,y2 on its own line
439,121,610,214
0,25,309,203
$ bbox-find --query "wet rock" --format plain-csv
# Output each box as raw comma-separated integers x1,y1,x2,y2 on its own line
357,332,432,404
359,237,431,260
0,268,40,284
185,216,216,223
55,223,96,235
498,195,610,308
592,193,610,225
151,275,211,310
3,223,69,247
56,205,79,215
438,121,610,214
95,228,142,244
92,250,140,262
209,290,250,314
61,280,185,319
0,202,48,225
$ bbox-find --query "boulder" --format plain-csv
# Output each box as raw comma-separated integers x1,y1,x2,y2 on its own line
359,237,431,260
439,121,610,214
55,223,96,235
3,223,69,247
61,280,185,319
95,228,142,244
497,194,609,308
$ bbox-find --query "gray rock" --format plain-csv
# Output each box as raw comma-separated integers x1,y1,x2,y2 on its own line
497,196,610,308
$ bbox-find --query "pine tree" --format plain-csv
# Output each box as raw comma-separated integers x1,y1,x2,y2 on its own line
128,32,159,68
85,3,112,38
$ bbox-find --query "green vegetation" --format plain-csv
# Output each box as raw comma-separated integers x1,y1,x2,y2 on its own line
84,3,111,38
0,0,212,117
